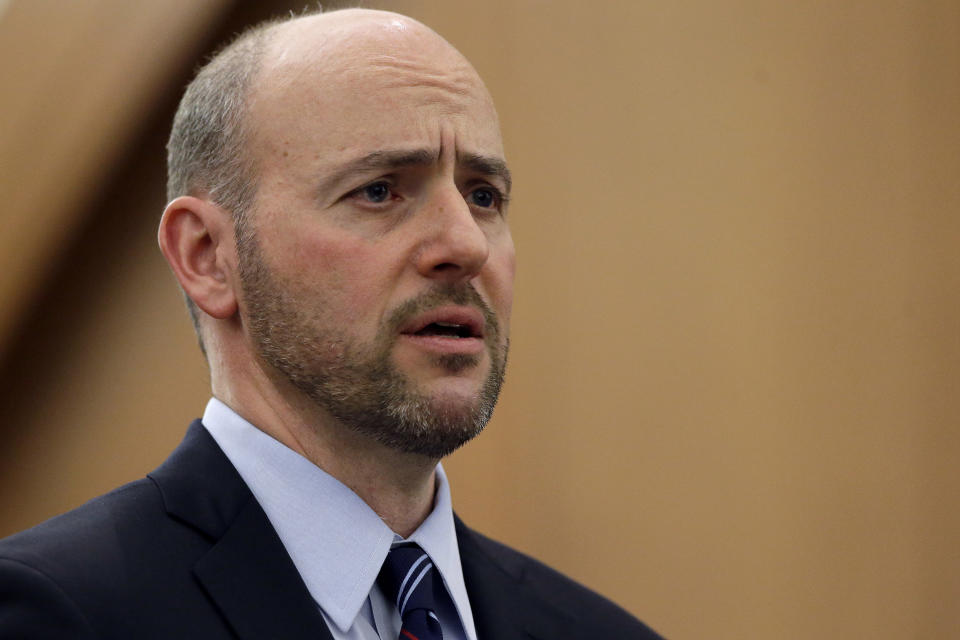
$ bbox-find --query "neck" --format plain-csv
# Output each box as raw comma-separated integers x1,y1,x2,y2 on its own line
211,350,438,538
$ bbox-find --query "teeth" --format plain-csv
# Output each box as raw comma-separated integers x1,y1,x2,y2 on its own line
434,322,463,328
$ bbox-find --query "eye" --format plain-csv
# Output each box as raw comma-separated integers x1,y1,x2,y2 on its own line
357,181,392,203
466,186,501,210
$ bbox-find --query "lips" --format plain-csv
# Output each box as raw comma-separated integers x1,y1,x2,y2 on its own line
400,306,485,340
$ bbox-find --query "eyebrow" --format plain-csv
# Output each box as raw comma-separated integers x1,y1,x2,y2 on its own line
459,151,512,195
317,148,512,197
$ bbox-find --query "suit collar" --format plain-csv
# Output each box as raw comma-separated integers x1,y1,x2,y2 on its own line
455,516,575,640
148,420,248,539
148,421,333,640
193,495,335,640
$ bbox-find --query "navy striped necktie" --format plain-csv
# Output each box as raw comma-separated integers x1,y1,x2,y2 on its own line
378,544,445,640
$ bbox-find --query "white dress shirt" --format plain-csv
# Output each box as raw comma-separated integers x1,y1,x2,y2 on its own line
201,398,478,640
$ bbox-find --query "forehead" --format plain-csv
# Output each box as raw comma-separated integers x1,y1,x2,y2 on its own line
246,16,503,167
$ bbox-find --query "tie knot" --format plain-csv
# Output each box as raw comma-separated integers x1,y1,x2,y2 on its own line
378,544,445,640
378,545,434,613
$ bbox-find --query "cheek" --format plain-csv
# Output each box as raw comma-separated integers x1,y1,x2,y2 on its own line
284,235,395,321
485,243,516,323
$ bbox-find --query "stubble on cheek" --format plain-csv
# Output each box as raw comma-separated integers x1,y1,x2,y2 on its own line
238,224,509,456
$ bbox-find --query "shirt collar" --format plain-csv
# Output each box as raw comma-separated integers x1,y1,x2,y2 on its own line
201,398,476,638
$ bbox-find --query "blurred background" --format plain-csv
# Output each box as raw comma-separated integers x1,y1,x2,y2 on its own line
1,1,957,637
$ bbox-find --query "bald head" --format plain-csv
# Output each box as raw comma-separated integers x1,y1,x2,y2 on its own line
265,8,466,67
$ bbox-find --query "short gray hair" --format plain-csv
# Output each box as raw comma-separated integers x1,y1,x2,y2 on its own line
165,18,281,355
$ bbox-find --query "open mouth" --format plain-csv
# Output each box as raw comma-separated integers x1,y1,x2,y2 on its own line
413,322,477,339
401,306,485,340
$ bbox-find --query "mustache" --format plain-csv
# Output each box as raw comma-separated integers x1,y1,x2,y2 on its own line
385,284,500,342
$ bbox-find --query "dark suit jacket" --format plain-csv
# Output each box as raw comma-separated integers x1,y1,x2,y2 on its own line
0,421,663,639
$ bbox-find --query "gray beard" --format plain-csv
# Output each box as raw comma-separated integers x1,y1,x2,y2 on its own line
237,230,508,459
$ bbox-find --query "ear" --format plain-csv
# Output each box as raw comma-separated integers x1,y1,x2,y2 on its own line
158,196,239,320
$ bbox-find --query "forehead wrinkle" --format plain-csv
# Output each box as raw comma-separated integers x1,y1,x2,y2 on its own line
368,55,479,96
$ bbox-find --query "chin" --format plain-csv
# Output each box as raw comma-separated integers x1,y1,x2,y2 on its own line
417,374,487,405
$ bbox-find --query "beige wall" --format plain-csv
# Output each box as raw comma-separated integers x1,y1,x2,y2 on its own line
1,1,957,638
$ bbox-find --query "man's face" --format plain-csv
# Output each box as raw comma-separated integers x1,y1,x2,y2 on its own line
235,18,515,458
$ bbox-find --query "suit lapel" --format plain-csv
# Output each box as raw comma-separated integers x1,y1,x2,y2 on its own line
193,496,335,640
455,517,572,640
149,421,333,640
151,422,576,640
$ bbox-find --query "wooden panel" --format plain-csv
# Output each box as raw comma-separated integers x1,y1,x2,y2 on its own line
0,0,231,355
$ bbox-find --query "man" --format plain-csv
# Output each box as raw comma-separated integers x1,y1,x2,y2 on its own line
0,8,662,639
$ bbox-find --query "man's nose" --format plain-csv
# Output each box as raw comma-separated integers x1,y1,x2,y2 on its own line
413,184,490,282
